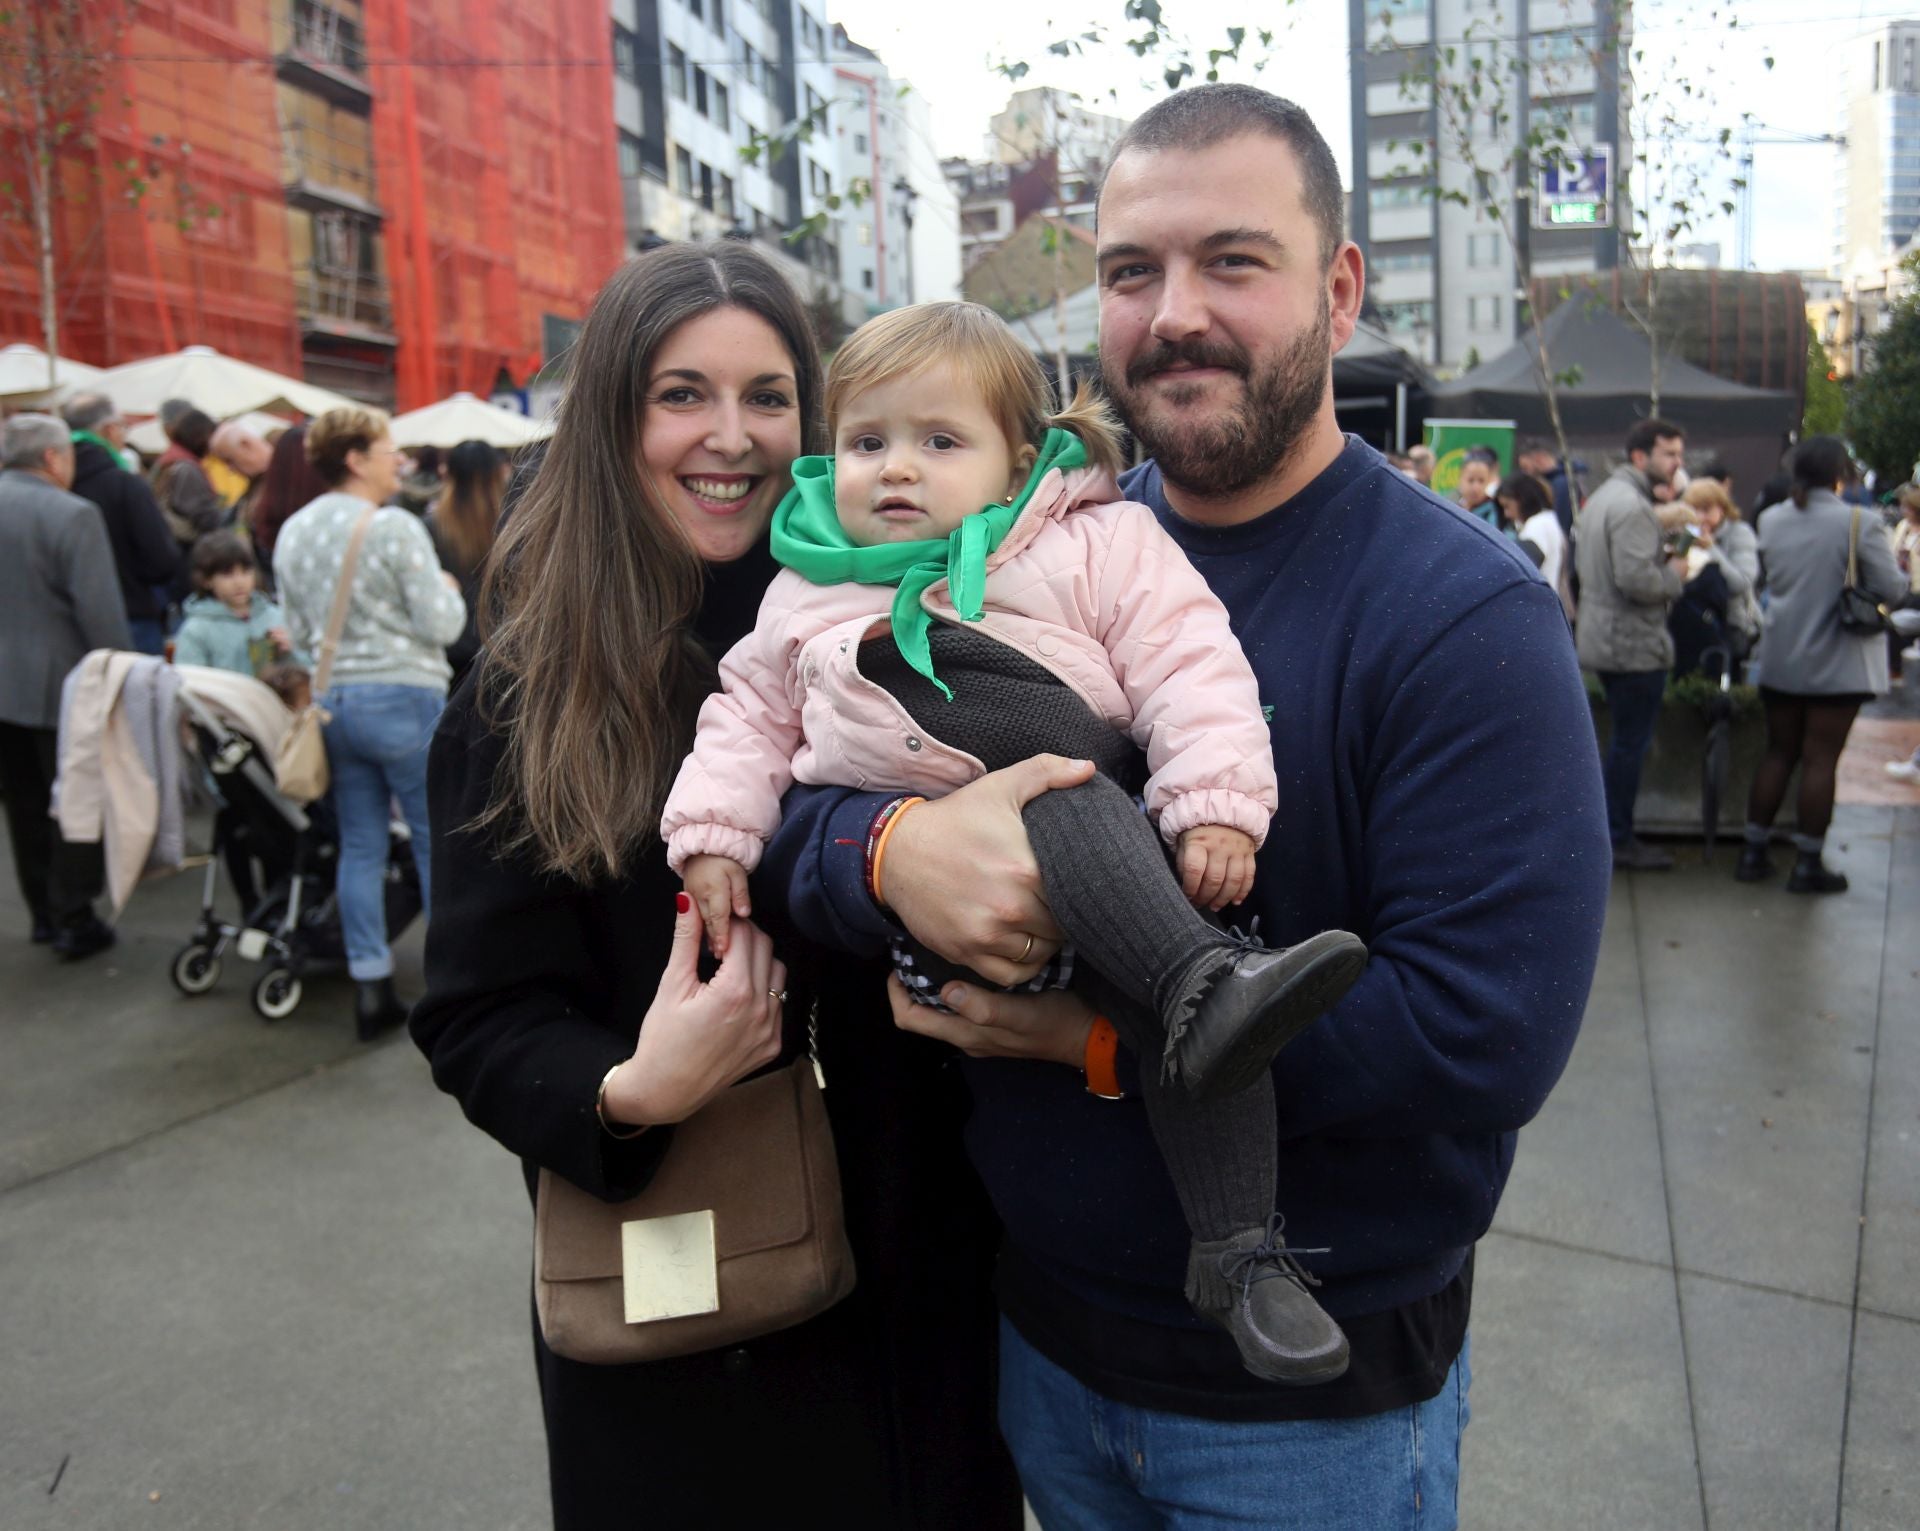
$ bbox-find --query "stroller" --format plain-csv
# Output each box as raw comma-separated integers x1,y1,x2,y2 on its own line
170,674,422,1020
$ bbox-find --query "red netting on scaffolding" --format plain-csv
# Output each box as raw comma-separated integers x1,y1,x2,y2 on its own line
369,0,622,408
0,0,296,372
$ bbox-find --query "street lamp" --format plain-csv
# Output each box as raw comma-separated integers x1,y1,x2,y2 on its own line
892,175,918,304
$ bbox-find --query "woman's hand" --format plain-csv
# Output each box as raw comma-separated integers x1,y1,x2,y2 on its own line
886,974,1095,1070
600,898,787,1128
877,754,1095,987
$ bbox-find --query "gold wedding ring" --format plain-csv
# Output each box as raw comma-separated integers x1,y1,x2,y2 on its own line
769,989,788,1003
1018,933,1035,963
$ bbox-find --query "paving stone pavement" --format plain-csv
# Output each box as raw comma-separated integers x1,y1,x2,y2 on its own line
1,805,1914,1530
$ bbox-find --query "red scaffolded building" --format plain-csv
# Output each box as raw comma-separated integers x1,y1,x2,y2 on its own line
1,0,623,408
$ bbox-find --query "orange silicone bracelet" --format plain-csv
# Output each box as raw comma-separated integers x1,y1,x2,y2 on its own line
1083,1016,1123,1100
868,796,926,908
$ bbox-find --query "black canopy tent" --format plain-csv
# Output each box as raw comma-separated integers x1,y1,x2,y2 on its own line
1333,319,1432,451
1429,301,1797,493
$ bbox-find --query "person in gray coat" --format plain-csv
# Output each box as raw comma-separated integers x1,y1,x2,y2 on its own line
1574,418,1690,870
1738,436,1907,893
0,415,132,958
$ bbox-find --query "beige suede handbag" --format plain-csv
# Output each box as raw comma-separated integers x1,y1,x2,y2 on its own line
532,1010,856,1365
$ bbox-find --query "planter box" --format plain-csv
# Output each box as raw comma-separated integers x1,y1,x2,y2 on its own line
1589,688,1795,836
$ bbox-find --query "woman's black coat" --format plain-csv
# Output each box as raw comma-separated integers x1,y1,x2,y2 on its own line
409,549,1020,1530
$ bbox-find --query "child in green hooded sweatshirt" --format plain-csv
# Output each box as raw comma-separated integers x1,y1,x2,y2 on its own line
661,301,1370,1387
172,532,308,678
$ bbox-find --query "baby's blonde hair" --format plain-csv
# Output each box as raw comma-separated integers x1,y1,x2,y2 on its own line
826,301,1126,478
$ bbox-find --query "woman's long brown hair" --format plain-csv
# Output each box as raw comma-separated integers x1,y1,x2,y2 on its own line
433,439,507,572
475,242,825,882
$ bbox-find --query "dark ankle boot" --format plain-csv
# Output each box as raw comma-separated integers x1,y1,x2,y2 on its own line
1186,1217,1350,1386
1734,842,1776,882
355,977,408,1041
1786,852,1848,895
1164,929,1368,1103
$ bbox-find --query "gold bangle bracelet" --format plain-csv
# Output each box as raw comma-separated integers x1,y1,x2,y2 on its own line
595,1062,648,1140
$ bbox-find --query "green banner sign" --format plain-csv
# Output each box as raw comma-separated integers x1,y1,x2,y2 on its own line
1424,418,1516,496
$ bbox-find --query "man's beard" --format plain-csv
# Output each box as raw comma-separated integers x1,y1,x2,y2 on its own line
1102,296,1332,499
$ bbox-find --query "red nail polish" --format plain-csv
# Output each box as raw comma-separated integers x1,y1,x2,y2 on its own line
675,892,691,913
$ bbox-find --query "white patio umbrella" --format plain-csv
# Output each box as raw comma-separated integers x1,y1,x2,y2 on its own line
387,391,553,451
86,344,356,420
0,344,103,407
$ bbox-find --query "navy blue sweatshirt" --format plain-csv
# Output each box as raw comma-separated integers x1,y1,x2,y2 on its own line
760,438,1610,1404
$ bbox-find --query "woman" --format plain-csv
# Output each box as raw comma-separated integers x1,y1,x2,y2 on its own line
1496,471,1567,595
407,243,1019,1529
1886,485,1920,681
424,438,510,690
249,424,331,574
150,406,225,547
1737,436,1906,892
273,408,467,1033
1673,476,1762,676
1454,450,1499,528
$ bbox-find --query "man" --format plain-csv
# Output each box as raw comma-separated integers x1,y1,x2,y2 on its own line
1518,434,1578,532
61,392,182,655
763,84,1609,1526
1405,442,1435,485
1573,418,1690,871
0,415,130,959
208,418,273,530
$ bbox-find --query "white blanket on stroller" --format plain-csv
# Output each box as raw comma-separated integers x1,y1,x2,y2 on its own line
55,651,190,915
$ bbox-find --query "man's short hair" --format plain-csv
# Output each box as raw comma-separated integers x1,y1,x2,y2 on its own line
1625,418,1683,459
1098,83,1345,268
2,413,72,470
60,392,117,434
157,398,195,431
1696,457,1732,484
1407,445,1435,467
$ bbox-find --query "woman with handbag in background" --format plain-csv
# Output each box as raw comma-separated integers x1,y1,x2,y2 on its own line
408,243,1019,1530
1736,436,1906,892
273,408,468,1035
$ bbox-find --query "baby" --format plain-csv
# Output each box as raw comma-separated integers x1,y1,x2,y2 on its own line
661,302,1367,1385
172,531,302,678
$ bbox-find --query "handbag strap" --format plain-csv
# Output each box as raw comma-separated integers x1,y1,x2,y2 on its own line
311,505,378,695
1847,504,1862,589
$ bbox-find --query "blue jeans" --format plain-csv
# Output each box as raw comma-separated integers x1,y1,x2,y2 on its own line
1598,668,1668,846
999,1318,1470,1530
321,684,441,980
128,617,166,656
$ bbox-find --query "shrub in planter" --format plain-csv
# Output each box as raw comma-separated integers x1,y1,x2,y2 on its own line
1585,672,1794,834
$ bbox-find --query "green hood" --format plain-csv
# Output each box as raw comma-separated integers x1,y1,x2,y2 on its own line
768,427,1085,699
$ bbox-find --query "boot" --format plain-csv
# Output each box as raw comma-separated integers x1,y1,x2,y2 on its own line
52,915,116,962
355,977,409,1041
1733,842,1776,882
1164,929,1368,1103
1785,851,1848,895
1187,1217,1350,1386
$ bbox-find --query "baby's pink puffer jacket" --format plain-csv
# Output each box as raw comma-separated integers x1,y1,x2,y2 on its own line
661,463,1279,874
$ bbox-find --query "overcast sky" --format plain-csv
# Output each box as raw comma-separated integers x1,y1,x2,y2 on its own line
829,0,1915,274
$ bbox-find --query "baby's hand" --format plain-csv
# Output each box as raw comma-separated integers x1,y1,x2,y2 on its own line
1177,826,1257,912
682,855,751,957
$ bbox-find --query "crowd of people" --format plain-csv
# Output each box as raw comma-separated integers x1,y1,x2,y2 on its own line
2,75,1914,1531
0,388,510,997
1406,421,1916,884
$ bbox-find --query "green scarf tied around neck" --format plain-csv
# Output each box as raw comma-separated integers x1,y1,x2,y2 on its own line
770,426,1086,699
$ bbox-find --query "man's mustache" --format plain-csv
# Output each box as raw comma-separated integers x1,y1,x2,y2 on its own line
1123,340,1251,389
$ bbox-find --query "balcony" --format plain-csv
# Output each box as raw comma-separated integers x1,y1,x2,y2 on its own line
281,121,382,220
294,270,396,347
277,0,372,110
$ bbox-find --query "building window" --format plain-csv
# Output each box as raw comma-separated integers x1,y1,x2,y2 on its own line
805,84,827,125
718,172,736,220
800,10,826,57
668,44,688,101
1372,250,1432,273
862,267,875,291
1368,183,1423,210
808,160,832,199
711,0,725,31
688,0,703,18
699,159,716,210
714,81,730,132
855,221,872,245
675,146,694,196
1466,231,1503,268
1468,294,1503,330
694,67,710,118
618,130,645,180
612,24,638,83
853,132,867,154
741,43,763,92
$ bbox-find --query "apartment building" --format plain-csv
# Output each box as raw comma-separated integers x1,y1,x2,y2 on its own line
1833,22,1920,295
1348,0,1624,370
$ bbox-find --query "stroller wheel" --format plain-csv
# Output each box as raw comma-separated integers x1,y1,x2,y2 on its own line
170,943,222,996
251,967,303,1021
